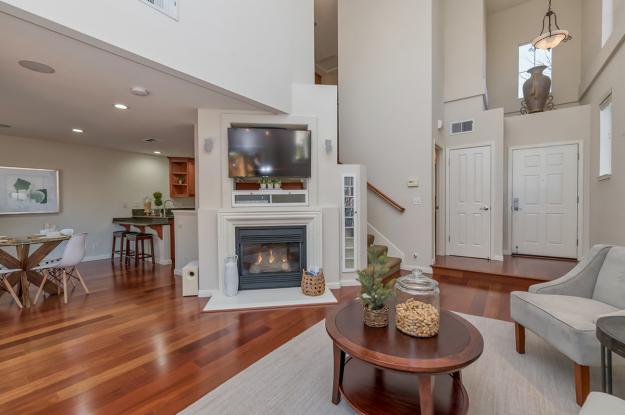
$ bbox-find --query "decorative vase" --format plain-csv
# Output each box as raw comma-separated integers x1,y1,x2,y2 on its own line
267,183,274,190
522,65,552,114
224,255,239,297
260,183,267,190
363,304,389,328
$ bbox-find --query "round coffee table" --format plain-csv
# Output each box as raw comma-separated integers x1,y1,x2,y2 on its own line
326,300,484,415
596,316,625,394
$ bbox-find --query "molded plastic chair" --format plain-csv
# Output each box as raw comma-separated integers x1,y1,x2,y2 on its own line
33,233,90,304
0,267,23,308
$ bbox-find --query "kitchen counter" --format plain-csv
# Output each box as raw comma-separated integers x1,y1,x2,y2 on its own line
112,216,175,266
113,216,173,226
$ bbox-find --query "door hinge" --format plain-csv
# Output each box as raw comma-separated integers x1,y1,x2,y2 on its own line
577,238,579,246
448,236,450,242
577,195,579,203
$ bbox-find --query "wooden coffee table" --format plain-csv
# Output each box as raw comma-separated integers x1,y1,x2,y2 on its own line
326,300,484,415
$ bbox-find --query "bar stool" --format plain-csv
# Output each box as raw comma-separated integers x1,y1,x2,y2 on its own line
124,233,155,266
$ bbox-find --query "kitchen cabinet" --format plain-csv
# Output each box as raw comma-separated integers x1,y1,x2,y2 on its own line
168,157,195,198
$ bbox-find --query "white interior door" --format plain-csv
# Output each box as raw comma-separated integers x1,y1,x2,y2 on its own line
512,144,578,258
448,146,492,259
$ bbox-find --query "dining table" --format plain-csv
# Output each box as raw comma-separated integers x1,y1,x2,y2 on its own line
0,234,70,307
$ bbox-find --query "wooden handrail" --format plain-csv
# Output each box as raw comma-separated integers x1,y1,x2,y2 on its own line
338,160,406,213
366,182,406,213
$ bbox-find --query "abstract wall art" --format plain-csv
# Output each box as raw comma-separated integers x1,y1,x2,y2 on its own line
0,167,60,214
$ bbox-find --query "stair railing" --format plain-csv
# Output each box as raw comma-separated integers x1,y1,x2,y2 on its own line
338,161,406,213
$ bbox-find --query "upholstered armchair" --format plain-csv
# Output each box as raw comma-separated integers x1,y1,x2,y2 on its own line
511,245,625,406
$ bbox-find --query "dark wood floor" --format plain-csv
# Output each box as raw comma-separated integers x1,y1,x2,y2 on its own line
0,260,528,414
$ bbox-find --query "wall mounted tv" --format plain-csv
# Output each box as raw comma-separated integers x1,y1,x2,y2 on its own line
228,127,312,178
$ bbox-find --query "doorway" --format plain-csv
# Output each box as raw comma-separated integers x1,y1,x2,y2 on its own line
510,143,579,259
446,145,492,259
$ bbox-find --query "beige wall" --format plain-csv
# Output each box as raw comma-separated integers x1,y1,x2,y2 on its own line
486,0,582,115
339,0,435,268
580,0,625,247
502,106,592,255
0,134,177,259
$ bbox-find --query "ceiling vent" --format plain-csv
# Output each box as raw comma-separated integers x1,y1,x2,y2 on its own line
450,120,474,135
143,138,163,143
139,0,178,20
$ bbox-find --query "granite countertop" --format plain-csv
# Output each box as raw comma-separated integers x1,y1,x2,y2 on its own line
112,217,173,226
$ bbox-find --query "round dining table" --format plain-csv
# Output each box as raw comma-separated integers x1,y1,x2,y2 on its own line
0,235,70,307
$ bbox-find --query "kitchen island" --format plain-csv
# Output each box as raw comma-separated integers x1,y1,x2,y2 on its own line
112,215,175,266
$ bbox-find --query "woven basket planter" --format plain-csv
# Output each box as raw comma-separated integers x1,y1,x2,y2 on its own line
363,304,389,328
301,271,325,296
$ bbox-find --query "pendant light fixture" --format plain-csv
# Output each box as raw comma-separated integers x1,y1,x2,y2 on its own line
532,0,572,50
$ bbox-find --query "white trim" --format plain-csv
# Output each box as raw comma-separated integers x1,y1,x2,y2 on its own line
198,289,217,298
597,174,612,181
507,141,584,260
366,222,405,261
492,255,504,261
338,278,361,287
83,254,111,262
402,264,434,274
174,268,182,276
446,142,496,260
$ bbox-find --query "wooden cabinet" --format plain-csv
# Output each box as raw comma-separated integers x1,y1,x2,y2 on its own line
340,164,367,273
168,157,195,198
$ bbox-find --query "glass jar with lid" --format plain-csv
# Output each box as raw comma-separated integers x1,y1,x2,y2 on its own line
394,269,440,337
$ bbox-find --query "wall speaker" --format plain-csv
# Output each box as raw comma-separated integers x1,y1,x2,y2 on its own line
204,138,214,153
325,139,333,153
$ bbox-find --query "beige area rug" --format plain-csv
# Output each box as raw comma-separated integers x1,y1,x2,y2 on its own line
180,313,625,415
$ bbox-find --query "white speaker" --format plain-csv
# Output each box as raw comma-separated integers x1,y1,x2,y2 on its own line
204,138,214,153
182,260,199,297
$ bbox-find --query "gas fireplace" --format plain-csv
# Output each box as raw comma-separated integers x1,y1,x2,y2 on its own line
235,226,307,290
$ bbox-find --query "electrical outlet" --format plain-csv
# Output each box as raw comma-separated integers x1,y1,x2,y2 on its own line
413,197,423,205
413,253,418,259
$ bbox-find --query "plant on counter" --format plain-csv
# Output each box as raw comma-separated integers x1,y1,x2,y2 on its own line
259,177,270,190
357,252,394,327
271,178,282,189
153,191,163,207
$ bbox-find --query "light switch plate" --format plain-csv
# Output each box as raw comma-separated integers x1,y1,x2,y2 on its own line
413,197,423,205
407,178,420,188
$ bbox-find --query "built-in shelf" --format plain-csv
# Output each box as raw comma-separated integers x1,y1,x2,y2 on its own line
232,189,308,207
169,157,195,198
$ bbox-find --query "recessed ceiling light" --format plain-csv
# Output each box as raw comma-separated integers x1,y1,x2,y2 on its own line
18,60,55,74
153,151,162,155
131,86,150,97
72,128,84,134
113,103,129,110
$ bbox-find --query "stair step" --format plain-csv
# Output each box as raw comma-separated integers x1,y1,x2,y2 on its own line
367,256,402,282
368,244,388,259
367,234,374,246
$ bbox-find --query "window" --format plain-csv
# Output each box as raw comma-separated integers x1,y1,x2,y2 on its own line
602,0,614,47
599,94,613,178
518,43,552,99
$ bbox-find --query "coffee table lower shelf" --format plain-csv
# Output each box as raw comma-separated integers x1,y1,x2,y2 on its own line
338,358,469,415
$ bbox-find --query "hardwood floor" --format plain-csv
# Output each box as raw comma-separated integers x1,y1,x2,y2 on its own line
0,260,524,414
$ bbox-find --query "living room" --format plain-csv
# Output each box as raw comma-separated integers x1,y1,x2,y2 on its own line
0,0,624,414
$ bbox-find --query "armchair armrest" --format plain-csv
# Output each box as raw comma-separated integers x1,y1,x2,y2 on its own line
529,245,612,297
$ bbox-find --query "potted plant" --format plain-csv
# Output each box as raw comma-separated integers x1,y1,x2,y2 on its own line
357,253,394,327
271,178,281,189
259,177,269,190
153,192,163,212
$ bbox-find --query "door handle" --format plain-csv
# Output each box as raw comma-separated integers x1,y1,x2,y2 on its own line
513,198,520,211
480,205,490,211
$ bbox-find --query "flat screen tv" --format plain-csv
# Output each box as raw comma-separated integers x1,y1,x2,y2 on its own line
228,127,312,178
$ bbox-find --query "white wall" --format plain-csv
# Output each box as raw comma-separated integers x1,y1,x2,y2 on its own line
580,0,625,247
0,0,315,113
0,134,173,259
339,0,435,268
503,106,591,255
486,0,582,115
195,84,341,293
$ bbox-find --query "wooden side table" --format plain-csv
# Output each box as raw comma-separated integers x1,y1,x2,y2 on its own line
326,300,484,415
596,316,625,394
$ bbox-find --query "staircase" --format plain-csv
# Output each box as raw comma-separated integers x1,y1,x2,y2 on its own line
367,233,402,281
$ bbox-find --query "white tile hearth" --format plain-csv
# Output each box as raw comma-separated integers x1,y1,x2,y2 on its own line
202,287,337,312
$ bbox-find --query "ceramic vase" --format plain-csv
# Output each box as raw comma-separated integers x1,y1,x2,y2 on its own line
224,255,239,297
522,65,552,113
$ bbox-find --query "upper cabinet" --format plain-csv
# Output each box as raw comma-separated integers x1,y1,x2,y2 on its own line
168,157,195,198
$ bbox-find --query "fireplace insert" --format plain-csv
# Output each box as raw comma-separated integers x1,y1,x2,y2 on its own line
235,226,307,290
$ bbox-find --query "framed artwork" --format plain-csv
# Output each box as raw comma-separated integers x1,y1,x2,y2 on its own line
0,167,60,214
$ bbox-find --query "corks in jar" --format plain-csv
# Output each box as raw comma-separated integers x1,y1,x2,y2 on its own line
395,298,440,337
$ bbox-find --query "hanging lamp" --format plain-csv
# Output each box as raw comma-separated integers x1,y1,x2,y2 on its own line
532,0,572,50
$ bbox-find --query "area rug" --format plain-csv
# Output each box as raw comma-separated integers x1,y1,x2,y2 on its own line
180,313,625,415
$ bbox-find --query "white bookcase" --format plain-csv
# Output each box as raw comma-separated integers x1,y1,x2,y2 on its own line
340,165,367,273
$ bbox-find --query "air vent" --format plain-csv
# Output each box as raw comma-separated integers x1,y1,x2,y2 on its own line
450,120,474,135
143,138,163,143
139,0,178,20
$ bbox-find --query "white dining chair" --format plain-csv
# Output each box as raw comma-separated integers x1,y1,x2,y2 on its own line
33,233,90,304
0,267,23,308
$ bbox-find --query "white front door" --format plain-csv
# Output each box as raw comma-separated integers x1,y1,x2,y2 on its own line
448,146,492,259
511,144,578,258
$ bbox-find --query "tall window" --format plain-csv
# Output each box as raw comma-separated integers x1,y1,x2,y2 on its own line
599,94,613,178
602,0,614,47
518,43,552,99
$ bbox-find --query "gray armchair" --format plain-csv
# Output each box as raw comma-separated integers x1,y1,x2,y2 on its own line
511,245,625,406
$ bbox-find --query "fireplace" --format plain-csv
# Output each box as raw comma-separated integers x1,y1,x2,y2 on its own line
235,226,307,290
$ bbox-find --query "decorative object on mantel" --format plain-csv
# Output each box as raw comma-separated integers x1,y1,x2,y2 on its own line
394,268,440,337
532,0,572,50
357,253,394,328
301,266,325,296
0,166,59,214
521,65,555,114
223,255,239,297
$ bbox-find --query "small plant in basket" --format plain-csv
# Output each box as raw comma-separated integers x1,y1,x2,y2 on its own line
357,253,394,327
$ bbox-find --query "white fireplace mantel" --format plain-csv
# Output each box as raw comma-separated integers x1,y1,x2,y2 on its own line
216,208,323,293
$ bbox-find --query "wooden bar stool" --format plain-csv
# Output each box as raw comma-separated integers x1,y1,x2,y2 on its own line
112,231,137,262
124,233,155,266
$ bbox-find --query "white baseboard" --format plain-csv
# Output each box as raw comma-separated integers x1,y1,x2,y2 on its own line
339,278,361,287
198,289,217,298
491,255,504,261
174,268,182,276
83,254,111,262
157,259,172,266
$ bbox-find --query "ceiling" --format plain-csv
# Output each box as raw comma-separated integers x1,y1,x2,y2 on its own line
0,11,263,158
314,0,338,74
486,0,532,14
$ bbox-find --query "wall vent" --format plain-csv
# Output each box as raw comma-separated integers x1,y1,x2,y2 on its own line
449,120,474,135
139,0,178,20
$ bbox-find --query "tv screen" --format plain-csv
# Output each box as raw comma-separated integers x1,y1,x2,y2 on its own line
228,127,312,178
